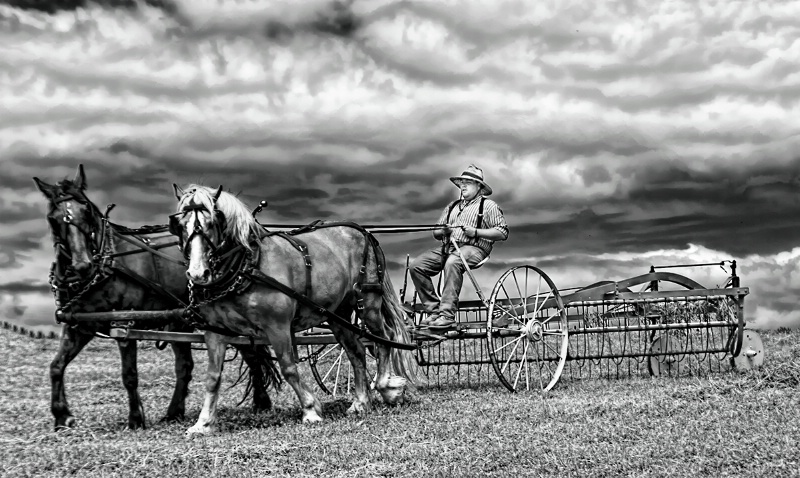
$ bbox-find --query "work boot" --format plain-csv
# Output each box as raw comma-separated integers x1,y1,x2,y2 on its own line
427,316,456,330
419,314,439,327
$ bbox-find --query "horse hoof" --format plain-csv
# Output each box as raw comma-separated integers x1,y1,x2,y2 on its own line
379,377,407,406
185,424,215,436
128,419,146,430
302,411,323,424
347,400,371,415
253,399,273,413
55,416,77,431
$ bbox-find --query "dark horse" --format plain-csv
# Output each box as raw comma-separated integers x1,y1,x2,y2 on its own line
35,165,280,430
170,184,417,435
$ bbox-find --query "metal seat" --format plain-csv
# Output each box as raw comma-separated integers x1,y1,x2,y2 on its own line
471,256,489,270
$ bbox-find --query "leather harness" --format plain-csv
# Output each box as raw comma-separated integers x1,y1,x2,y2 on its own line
182,218,414,350
48,195,190,330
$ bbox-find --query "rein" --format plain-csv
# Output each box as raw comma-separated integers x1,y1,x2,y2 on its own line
258,223,448,234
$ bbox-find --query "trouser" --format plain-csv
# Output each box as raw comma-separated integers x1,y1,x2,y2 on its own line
409,244,487,319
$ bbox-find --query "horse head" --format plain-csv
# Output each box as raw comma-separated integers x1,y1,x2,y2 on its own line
170,183,262,285
34,164,107,280
170,184,230,285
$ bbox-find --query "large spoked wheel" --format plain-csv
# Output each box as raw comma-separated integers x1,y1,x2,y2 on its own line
487,265,569,392
307,340,377,397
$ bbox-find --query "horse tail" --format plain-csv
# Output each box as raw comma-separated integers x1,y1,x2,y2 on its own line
249,344,283,390
232,344,283,408
380,272,420,386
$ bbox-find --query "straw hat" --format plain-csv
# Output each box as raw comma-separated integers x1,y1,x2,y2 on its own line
449,164,492,196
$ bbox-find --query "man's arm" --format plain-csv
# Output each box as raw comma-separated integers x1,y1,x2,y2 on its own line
462,200,508,241
462,226,505,241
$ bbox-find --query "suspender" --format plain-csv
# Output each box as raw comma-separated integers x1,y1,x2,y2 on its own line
447,197,485,229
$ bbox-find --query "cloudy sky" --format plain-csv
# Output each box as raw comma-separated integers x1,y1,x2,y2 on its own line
2,0,800,332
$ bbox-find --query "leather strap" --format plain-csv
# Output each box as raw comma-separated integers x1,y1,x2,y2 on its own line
244,268,415,351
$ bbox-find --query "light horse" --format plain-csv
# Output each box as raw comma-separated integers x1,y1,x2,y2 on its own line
170,184,418,434
35,165,280,430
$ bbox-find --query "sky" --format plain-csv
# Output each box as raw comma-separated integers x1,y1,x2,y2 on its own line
2,0,800,333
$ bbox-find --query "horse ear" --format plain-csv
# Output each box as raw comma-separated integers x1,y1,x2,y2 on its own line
33,177,56,199
74,164,87,190
213,185,223,202
173,183,185,200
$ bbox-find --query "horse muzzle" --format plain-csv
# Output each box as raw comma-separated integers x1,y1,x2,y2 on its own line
186,268,212,285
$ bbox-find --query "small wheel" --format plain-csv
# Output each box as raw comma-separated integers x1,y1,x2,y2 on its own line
730,330,764,370
487,265,568,392
727,296,746,357
308,342,378,396
648,333,686,376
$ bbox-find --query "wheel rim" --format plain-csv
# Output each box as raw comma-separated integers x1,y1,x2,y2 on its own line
308,342,377,397
487,265,568,392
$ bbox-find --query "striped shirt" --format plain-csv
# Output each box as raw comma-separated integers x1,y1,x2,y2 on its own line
437,196,509,255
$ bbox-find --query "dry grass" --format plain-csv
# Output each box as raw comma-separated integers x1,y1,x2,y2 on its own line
1,327,799,477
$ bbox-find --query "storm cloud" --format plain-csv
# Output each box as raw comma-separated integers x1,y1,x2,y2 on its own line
2,0,800,331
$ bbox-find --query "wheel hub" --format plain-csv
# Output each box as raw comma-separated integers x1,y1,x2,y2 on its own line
525,319,543,342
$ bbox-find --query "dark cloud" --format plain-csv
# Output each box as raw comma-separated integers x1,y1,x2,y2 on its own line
3,0,167,14
579,164,612,187
0,281,49,293
0,199,41,223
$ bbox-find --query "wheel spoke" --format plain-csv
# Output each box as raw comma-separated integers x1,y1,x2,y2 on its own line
495,333,525,354
320,349,344,382
500,336,525,375
512,340,530,390
534,290,553,316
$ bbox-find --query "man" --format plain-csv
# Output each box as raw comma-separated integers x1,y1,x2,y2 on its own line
410,164,509,329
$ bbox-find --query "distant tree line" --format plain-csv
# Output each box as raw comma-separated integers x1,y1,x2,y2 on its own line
2,321,59,340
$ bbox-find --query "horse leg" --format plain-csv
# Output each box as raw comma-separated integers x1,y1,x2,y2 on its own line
50,326,94,430
186,331,227,436
117,339,146,429
163,341,194,422
237,344,273,412
266,324,322,423
362,295,407,406
326,317,372,415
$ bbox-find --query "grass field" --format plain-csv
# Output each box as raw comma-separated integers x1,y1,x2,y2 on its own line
1,326,798,477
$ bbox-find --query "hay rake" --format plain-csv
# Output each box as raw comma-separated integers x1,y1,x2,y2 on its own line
300,253,760,396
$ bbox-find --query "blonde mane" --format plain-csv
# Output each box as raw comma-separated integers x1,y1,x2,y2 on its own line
177,184,261,250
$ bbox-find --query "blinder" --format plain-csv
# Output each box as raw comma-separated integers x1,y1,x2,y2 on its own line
46,190,106,282
172,203,227,259
168,213,181,237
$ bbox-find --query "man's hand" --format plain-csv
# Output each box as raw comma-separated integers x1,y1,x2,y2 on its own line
434,225,452,240
463,226,477,238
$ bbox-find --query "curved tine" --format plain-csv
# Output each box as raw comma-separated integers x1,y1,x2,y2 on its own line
213,185,223,202
173,183,185,200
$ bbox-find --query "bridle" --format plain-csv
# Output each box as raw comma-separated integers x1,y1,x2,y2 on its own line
170,203,228,261
47,192,117,319
48,192,111,276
